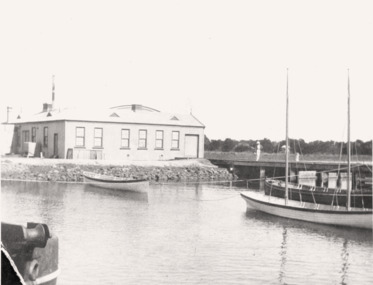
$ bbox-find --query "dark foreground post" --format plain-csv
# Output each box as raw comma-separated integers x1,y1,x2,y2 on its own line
1,222,59,285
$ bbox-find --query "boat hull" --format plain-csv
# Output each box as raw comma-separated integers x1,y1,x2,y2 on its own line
241,191,373,229
265,179,372,209
83,172,149,193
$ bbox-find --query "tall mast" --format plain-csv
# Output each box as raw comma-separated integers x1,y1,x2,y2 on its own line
285,68,289,205
347,69,351,210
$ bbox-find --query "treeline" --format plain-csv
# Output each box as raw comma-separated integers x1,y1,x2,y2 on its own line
204,136,372,155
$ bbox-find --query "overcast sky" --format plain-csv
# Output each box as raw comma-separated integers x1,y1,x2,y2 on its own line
1,0,372,142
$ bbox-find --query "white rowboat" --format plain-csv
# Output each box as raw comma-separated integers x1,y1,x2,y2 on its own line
83,171,149,193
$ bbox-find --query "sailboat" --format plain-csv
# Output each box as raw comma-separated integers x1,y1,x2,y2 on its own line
240,70,373,229
264,178,372,209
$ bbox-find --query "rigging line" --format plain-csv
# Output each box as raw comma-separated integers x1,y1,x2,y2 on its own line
1,164,365,185
1,178,88,184
337,124,347,176
1,177,248,186
270,143,281,196
331,189,338,207
152,179,246,185
186,194,239,202
353,142,365,207
310,188,316,204
1,179,241,203
364,164,372,172
293,140,298,165
337,141,343,177
353,141,361,162
264,164,364,181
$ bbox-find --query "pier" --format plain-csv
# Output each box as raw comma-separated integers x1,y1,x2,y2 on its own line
209,157,372,188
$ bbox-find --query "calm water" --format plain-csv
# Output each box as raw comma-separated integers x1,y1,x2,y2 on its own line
2,180,373,285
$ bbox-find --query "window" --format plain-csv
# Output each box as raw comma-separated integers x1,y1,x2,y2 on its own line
171,131,180,149
121,129,130,148
22,130,30,143
94,128,103,148
138,130,147,149
155,130,164,149
43,127,48,147
31,127,36,142
75,127,85,147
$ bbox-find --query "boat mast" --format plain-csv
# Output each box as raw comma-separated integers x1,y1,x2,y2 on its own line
285,68,289,205
347,69,351,211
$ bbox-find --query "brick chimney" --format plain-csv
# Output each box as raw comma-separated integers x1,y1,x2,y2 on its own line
42,103,53,113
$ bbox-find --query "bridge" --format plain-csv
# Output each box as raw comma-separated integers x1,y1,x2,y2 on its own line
208,158,372,187
209,158,372,172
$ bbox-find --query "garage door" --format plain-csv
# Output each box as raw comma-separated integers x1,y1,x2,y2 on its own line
184,135,199,158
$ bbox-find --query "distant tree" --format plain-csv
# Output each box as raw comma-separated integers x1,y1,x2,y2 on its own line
222,138,236,152
292,138,307,154
359,140,372,155
234,142,253,152
260,138,274,153
205,136,372,156
351,140,372,156
209,139,223,151
204,135,211,151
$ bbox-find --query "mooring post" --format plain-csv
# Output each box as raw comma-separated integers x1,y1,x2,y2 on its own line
260,167,265,190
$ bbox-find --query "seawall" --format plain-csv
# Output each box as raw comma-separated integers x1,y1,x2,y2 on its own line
1,157,235,182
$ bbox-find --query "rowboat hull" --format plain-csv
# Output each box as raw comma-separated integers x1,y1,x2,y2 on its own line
83,172,149,193
265,179,372,209
241,191,373,229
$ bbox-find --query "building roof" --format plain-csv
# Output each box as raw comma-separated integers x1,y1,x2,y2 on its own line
11,105,205,128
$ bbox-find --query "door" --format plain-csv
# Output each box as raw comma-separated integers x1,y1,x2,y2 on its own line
53,133,58,158
184,135,199,158
21,130,30,154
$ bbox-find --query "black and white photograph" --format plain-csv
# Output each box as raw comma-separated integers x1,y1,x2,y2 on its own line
1,1,372,284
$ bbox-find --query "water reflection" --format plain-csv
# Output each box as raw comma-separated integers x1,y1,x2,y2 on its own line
340,239,349,285
1,181,67,229
2,180,372,285
278,227,288,284
244,209,373,245
244,209,373,285
244,210,372,285
1,180,66,199
83,184,149,202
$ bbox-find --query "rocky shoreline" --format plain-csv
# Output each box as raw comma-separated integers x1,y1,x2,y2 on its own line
1,157,235,183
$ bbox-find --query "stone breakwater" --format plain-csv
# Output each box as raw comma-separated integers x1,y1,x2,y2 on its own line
1,159,235,182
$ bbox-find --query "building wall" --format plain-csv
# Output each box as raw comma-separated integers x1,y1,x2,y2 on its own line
65,121,204,160
13,121,66,158
0,124,15,155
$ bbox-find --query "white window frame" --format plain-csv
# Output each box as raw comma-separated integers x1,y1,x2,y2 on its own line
138,129,147,149
171,131,180,150
75,127,85,147
94,128,103,148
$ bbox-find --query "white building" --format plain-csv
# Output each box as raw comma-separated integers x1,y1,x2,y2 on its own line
3,104,205,161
